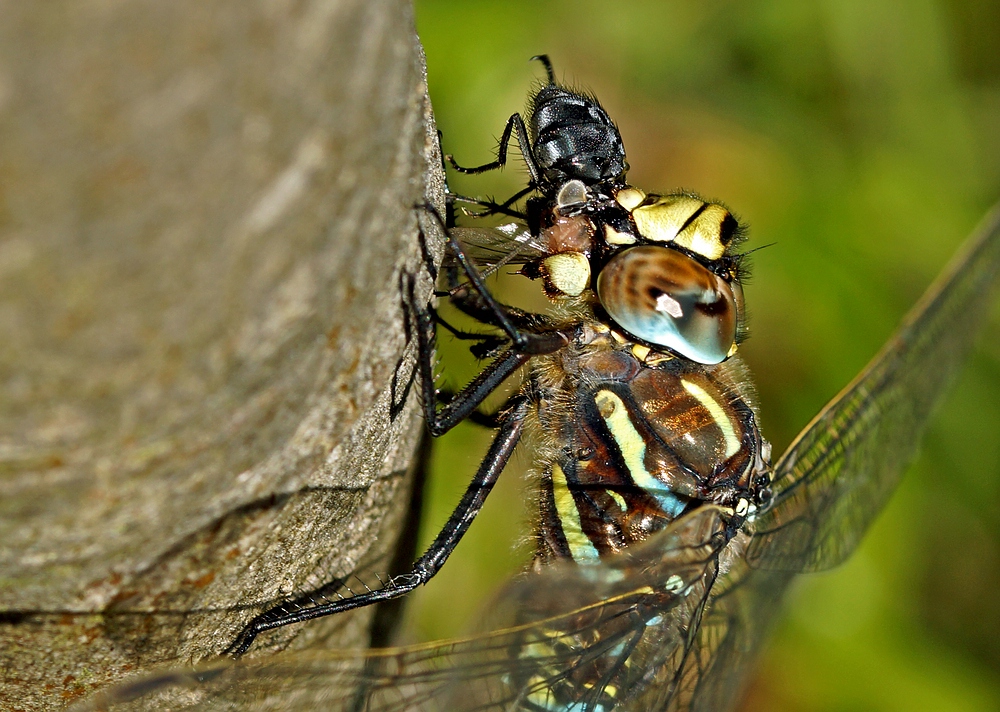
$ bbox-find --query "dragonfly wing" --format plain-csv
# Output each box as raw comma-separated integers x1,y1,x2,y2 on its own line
492,506,731,712
748,205,1000,572
73,508,733,712
681,561,796,712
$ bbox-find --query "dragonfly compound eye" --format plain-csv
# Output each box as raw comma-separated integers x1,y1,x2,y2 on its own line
596,245,738,364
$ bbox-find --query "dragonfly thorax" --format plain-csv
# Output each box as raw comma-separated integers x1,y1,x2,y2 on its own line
531,340,771,566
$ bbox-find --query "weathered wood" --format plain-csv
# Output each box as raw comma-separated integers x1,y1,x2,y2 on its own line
0,1,442,708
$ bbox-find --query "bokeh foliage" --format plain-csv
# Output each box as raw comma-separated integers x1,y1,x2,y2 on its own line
410,1,1000,710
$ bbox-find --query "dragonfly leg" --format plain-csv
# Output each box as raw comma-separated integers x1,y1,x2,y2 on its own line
436,390,523,430
406,216,575,436
418,345,529,437
430,306,508,359
226,394,530,657
422,203,571,355
437,284,540,334
409,272,562,437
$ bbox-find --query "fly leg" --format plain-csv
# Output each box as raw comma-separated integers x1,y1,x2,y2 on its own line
446,111,542,188
444,54,555,188
451,187,533,220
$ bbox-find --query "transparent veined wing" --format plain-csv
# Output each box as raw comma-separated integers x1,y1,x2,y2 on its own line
447,223,549,271
748,204,1000,571
73,508,732,712
668,555,794,712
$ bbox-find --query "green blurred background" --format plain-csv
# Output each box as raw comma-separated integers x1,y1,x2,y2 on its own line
407,1,1000,710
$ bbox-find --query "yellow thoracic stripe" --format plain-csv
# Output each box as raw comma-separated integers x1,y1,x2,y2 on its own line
607,489,628,512
551,463,600,561
681,379,741,458
594,390,685,517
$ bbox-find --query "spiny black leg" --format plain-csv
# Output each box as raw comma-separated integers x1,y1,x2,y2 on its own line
446,112,542,187
409,273,548,437
487,184,535,212
419,347,528,437
443,285,541,334
431,307,495,342
418,205,540,334
411,393,528,568
405,270,562,436
438,285,543,336
433,308,508,358
448,245,567,354
226,395,531,657
437,390,520,430
453,186,534,220
366,432,431,650
422,204,570,355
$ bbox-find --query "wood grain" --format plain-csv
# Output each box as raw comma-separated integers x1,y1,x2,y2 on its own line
0,0,442,707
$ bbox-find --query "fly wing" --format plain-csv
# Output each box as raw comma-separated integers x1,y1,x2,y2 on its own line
748,205,1000,572
73,508,731,712
447,223,549,270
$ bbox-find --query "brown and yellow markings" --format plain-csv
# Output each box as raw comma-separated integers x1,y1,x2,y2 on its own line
551,463,601,561
540,251,591,297
638,397,674,416
610,329,629,345
630,343,676,366
643,351,675,366
606,489,628,512
679,378,740,459
594,389,687,518
631,344,651,361
629,194,737,261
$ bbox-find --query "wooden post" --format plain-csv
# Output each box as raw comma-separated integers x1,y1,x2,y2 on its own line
0,0,442,707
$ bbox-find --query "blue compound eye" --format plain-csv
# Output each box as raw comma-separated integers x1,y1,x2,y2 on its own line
596,246,738,364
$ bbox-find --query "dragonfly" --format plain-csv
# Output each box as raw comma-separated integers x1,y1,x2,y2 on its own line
74,58,1000,712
